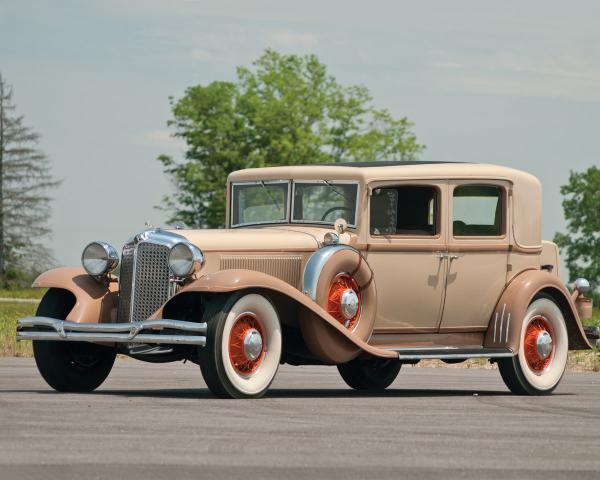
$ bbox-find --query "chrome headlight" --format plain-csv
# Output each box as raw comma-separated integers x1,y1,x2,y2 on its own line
168,242,204,277
82,241,119,277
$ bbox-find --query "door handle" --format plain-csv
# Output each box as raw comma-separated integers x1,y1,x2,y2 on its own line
433,252,464,260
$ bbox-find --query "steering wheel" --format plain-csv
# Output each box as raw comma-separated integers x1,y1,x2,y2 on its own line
321,206,353,222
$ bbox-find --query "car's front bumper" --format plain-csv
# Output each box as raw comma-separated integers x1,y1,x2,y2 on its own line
16,317,207,346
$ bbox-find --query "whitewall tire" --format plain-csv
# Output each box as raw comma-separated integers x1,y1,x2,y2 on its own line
199,292,282,399
498,295,568,395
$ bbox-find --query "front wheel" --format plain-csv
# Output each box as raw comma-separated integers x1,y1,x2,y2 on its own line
33,341,116,392
337,356,402,390
199,292,282,399
498,295,568,395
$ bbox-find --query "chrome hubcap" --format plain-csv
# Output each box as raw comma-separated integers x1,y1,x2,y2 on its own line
340,288,359,320
243,328,263,361
536,330,553,359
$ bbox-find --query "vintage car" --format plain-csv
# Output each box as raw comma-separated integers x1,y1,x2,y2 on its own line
17,161,594,398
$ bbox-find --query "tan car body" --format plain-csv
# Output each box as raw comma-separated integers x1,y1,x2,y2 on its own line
33,162,591,363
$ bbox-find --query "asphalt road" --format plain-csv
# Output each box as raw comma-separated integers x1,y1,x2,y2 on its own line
1,358,599,480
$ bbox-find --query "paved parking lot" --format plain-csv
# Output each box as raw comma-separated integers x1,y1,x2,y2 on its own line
1,357,599,479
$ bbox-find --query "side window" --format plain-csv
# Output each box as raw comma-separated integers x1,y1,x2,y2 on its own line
453,185,503,236
370,186,438,235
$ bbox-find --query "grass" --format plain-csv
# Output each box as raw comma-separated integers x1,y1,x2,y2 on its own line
582,308,600,328
0,288,46,299
0,301,36,357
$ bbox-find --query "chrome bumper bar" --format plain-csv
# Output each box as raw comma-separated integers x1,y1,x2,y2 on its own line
16,317,207,346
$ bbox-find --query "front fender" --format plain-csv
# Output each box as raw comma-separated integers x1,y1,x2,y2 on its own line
484,269,591,351
33,267,117,324
154,269,395,359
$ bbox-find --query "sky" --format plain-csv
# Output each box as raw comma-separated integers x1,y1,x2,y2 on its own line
0,0,599,278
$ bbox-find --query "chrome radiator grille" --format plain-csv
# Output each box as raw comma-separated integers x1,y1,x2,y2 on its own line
116,244,134,322
118,242,171,322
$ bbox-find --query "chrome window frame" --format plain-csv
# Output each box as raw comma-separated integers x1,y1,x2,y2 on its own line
291,180,360,228
230,180,292,228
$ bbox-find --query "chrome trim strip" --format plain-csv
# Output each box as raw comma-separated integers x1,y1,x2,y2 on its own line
16,331,206,346
384,346,514,360
302,244,357,301
129,240,139,321
493,312,498,343
395,351,514,360
499,303,506,344
385,346,481,352
505,312,511,343
126,228,188,248
16,317,206,345
18,317,206,333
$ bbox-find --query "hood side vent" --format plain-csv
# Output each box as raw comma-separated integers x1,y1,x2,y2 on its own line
219,255,303,288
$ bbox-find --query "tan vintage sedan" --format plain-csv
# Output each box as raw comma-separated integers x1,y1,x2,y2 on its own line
18,161,594,398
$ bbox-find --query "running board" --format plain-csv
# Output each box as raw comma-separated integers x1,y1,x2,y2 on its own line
385,346,515,361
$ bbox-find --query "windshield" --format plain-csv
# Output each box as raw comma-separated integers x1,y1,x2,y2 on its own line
231,181,289,226
231,180,358,227
292,182,358,226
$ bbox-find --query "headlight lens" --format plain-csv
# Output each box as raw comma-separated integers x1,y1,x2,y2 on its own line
81,241,119,277
169,242,204,277
323,232,339,246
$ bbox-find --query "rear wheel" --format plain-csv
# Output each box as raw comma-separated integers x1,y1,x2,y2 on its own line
338,356,401,390
498,295,568,395
199,292,282,399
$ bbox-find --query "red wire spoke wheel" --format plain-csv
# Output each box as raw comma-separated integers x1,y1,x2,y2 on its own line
523,315,554,373
498,295,568,395
228,313,265,376
200,293,282,398
327,273,361,330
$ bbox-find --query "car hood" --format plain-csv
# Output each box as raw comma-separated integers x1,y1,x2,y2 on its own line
171,227,322,252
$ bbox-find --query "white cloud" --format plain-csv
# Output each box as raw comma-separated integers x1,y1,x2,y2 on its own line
429,48,600,102
130,130,186,150
266,30,318,50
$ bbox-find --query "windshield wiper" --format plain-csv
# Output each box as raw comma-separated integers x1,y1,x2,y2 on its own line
322,180,350,202
259,180,281,211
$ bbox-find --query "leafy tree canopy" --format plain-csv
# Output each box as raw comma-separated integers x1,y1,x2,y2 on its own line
159,49,424,228
554,165,600,301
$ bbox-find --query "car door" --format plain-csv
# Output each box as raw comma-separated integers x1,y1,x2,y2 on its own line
366,181,448,332
437,180,510,331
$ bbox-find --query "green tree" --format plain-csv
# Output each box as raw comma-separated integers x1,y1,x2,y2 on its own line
0,73,60,287
159,49,424,228
554,166,600,301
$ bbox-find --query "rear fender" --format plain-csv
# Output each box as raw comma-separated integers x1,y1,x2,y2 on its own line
484,269,591,351
33,267,118,324
153,269,395,360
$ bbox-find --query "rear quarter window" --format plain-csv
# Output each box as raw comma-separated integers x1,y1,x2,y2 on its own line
453,185,503,236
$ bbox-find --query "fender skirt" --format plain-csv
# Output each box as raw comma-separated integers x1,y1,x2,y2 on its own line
153,269,396,360
484,269,591,352
32,267,117,324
